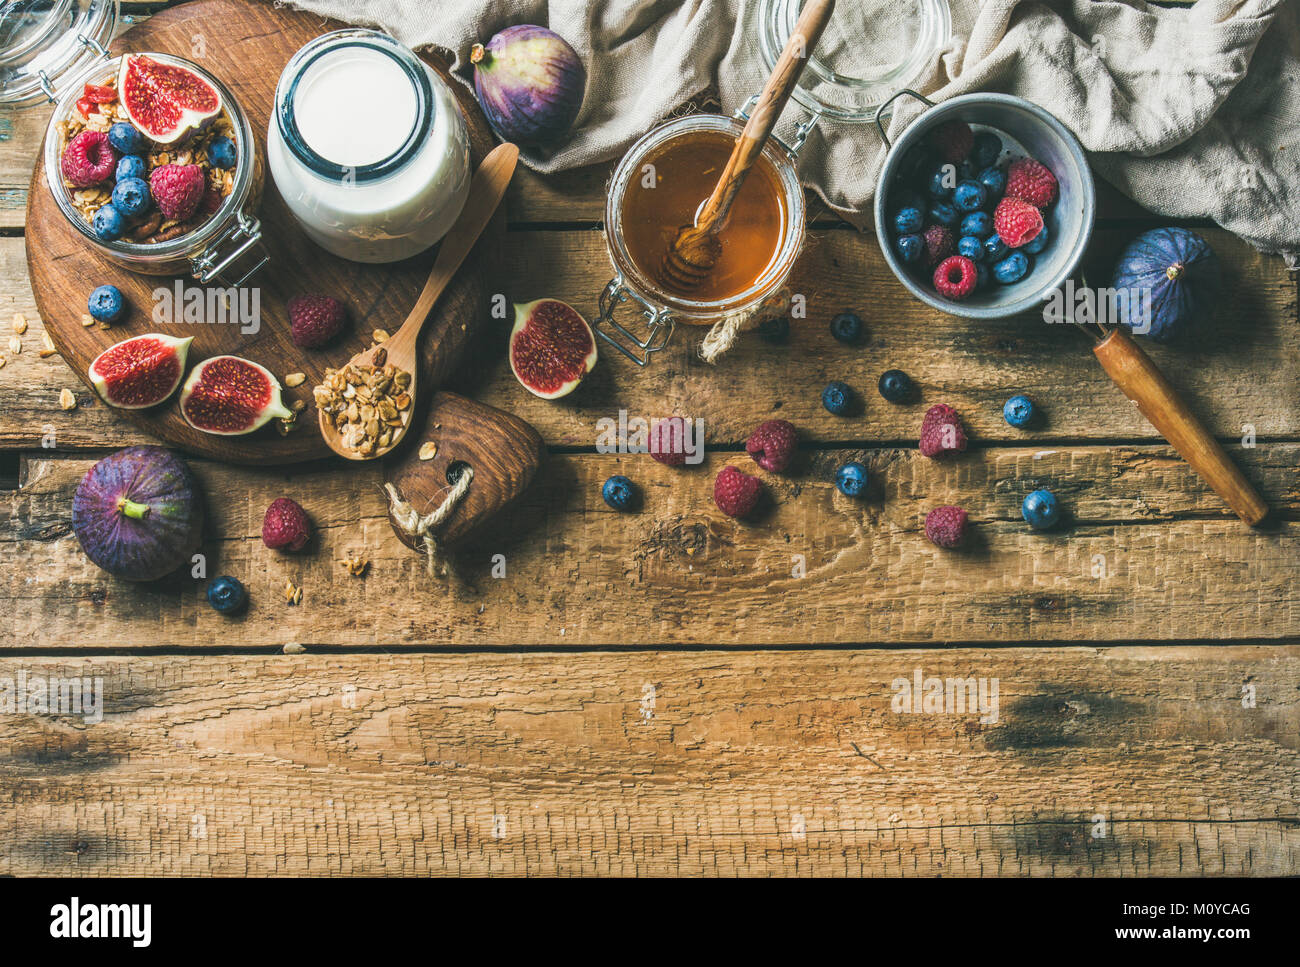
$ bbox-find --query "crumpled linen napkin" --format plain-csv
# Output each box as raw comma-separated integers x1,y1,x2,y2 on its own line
267,0,1300,264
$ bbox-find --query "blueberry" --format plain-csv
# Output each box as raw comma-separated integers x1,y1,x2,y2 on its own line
975,261,990,290
758,315,789,343
91,204,124,241
893,206,924,235
927,166,954,199
957,235,984,261
953,179,987,213
111,177,152,218
927,201,958,227
115,154,147,182
208,135,237,170
978,166,1006,200
206,575,248,615
87,284,125,323
602,475,636,511
1003,394,1036,428
1022,224,1049,255
835,461,869,498
892,187,924,213
1021,489,1061,530
896,233,922,264
993,251,1030,284
959,211,993,239
107,121,144,155
830,311,864,344
983,233,1008,261
970,131,1002,169
821,380,853,416
877,369,914,403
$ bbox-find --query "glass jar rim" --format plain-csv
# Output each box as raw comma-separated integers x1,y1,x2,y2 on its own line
273,29,433,185
604,113,806,320
0,0,119,108
759,0,952,123
43,51,257,259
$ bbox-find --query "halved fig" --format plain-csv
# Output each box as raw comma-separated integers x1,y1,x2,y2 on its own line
118,54,222,145
89,333,193,409
508,298,597,400
179,355,292,435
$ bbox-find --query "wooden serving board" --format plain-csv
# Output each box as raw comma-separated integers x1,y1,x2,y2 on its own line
26,0,498,464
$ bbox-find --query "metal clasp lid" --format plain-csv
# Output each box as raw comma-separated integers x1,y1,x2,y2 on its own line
592,278,675,367
734,93,822,156
35,33,111,103
190,211,268,287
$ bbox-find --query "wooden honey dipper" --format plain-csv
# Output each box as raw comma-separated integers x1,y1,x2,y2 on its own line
662,0,836,291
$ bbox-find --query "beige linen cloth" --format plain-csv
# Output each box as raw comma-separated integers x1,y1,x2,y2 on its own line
268,0,1300,265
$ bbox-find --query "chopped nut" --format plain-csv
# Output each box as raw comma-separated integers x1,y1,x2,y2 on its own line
372,347,387,368
39,333,58,358
290,399,306,413
12,313,27,334
7,336,20,355
59,388,77,410
284,579,302,606
283,642,306,654
418,441,438,461
81,314,96,328
284,372,306,388
343,555,370,577
371,328,389,343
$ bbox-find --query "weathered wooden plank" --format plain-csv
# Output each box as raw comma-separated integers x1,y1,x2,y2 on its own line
2,228,1295,452
0,647,1294,875
4,447,1297,648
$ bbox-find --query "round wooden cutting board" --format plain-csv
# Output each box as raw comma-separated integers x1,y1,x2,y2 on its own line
27,0,498,464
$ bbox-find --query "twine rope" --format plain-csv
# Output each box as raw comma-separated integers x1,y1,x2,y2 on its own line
697,287,792,365
384,468,473,578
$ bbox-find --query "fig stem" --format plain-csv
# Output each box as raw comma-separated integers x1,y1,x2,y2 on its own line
1166,262,1184,281
117,496,151,520
470,43,488,66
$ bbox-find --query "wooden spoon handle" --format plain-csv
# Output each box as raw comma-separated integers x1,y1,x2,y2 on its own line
1094,327,1268,526
696,0,835,232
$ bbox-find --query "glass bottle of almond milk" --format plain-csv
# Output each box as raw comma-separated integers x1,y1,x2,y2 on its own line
268,29,471,264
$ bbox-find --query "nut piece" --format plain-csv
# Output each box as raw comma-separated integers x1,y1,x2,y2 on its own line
371,328,389,343
343,555,370,577
282,642,306,654
12,313,27,335
283,579,303,606
418,441,438,461
59,388,77,410
39,333,58,358
284,372,306,388
81,314,96,328
8,336,20,355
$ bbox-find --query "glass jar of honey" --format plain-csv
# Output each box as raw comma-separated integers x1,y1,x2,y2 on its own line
595,0,952,364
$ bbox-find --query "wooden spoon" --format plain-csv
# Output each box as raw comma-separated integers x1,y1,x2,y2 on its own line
319,142,519,462
662,0,835,291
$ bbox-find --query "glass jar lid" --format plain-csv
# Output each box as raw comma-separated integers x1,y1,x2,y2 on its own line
759,0,950,123
0,0,119,109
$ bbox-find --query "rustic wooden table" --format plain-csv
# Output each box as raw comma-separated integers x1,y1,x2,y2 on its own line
0,2,1296,877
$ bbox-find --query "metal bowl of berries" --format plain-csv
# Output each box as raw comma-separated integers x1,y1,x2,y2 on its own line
872,91,1095,320
42,51,267,284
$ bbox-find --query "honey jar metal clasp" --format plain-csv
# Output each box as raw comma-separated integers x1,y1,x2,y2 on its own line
592,277,675,367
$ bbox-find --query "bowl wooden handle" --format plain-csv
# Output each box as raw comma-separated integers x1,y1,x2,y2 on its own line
1093,327,1268,526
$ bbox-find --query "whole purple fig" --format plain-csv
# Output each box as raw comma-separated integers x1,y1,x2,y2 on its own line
72,446,204,581
470,25,586,145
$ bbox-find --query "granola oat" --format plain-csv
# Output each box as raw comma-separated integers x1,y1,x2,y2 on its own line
313,360,413,456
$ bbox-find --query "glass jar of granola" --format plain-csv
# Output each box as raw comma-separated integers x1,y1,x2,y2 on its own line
39,50,267,284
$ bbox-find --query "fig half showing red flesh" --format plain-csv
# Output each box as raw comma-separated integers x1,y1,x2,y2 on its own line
118,54,222,145
508,298,598,399
180,355,292,435
89,333,193,409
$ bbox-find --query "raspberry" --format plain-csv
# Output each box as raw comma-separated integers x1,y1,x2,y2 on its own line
933,256,978,300
60,130,117,188
1005,158,1058,208
262,497,312,552
921,224,953,268
927,120,973,165
993,196,1045,248
925,506,969,548
149,163,205,221
649,416,698,466
745,419,798,473
919,403,968,459
289,294,347,348
714,465,762,518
